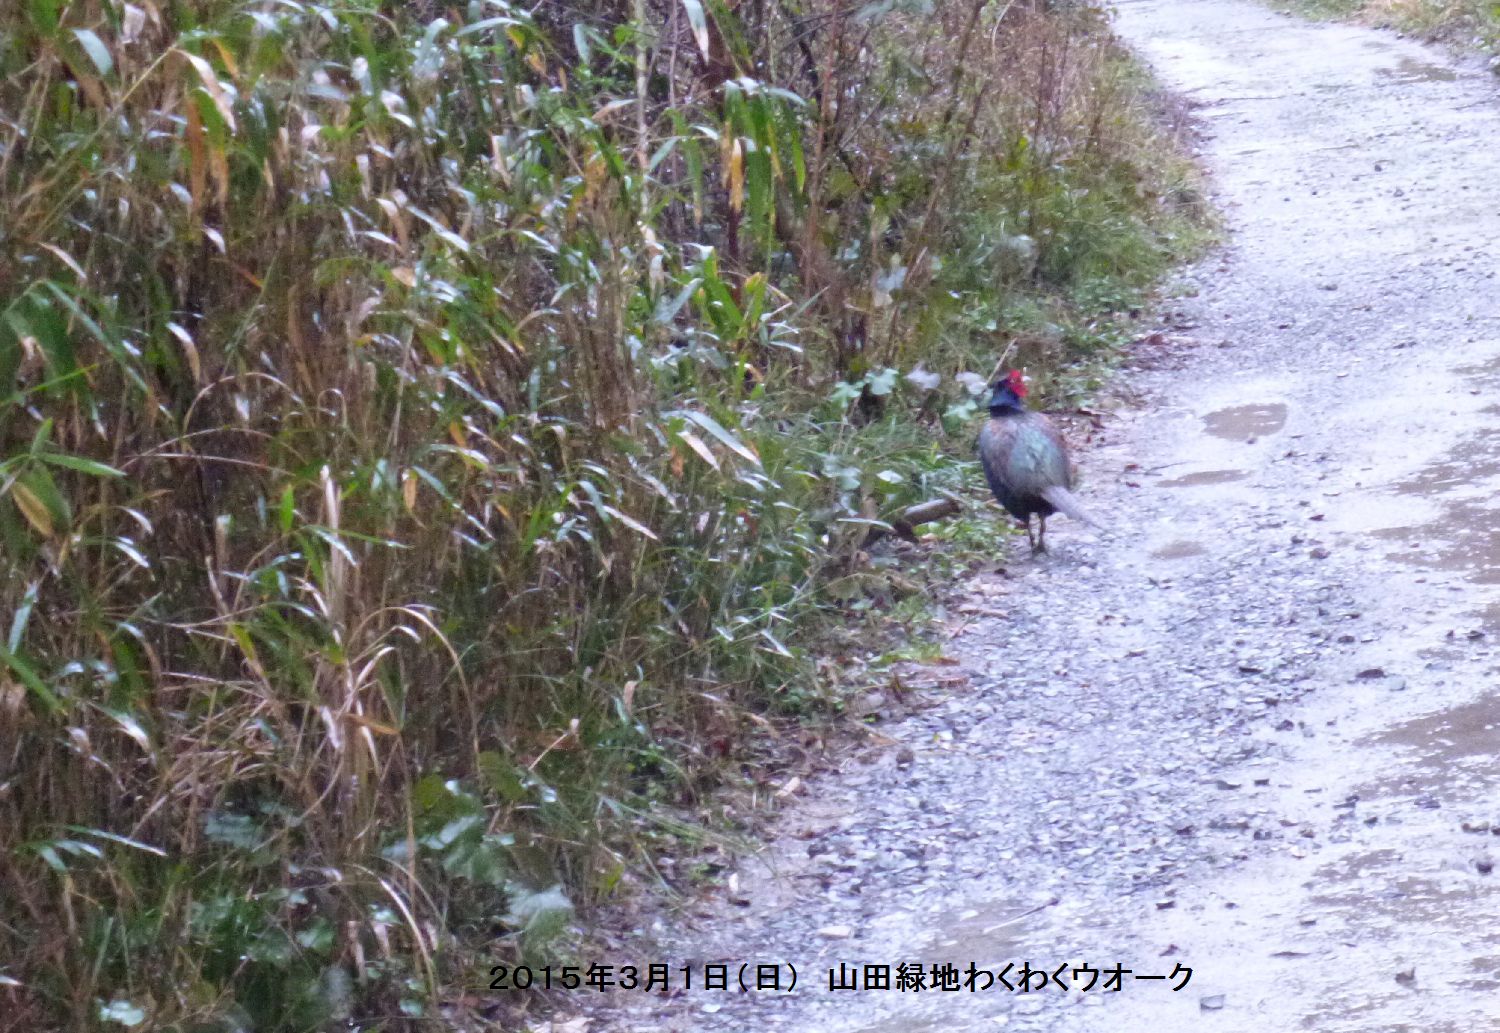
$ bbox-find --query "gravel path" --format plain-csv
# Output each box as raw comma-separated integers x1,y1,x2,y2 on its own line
562,2,1500,1029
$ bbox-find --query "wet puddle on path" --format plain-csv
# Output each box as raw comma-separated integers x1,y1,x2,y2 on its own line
1367,428,1500,582
833,898,1040,1033
1158,468,1249,487
1375,56,1459,85
917,897,1032,961
1364,692,1500,770
1150,539,1207,559
1307,858,1488,937
1202,402,1287,440
1354,353,1500,580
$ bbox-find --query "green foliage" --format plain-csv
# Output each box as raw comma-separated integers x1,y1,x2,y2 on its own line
0,0,1205,1027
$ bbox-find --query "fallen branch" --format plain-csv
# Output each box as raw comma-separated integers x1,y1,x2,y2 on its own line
864,496,963,546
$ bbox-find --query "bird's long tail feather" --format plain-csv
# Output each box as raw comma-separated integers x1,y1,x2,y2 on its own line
1040,485,1105,530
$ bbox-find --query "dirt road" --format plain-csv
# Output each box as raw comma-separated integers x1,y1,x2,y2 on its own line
567,2,1500,1029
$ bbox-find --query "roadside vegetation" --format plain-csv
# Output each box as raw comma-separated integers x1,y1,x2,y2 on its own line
1280,0,1500,53
0,0,1205,1028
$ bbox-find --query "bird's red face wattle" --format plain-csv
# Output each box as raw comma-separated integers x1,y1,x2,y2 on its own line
1007,370,1028,398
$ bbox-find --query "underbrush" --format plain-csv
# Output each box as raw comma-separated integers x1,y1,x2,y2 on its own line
1279,0,1500,51
0,0,1205,1028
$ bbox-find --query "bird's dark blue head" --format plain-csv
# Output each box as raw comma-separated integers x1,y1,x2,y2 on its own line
988,369,1028,415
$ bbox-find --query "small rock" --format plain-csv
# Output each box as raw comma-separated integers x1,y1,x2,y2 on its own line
1309,547,1330,559
1200,994,1227,1011
817,925,853,939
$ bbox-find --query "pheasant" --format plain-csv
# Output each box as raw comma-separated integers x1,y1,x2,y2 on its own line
978,370,1101,554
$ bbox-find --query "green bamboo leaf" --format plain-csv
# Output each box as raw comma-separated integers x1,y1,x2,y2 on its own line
745,93,773,147
278,485,295,533
701,275,743,336
0,644,63,714
599,504,659,541
647,136,679,172
71,826,165,856
29,417,54,454
308,525,358,566
39,282,149,393
453,16,519,37
36,452,124,478
7,295,75,382
8,582,37,652
778,105,806,192
110,537,149,569
96,708,153,754
227,623,261,672
11,467,70,537
675,429,719,470
680,0,710,58
653,278,701,324
72,28,114,78
760,629,793,657
746,143,772,238
9,484,50,536
178,49,236,132
676,410,760,467
573,478,605,512
0,309,18,389
763,86,807,106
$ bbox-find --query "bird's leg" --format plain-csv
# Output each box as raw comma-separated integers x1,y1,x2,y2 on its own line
1025,516,1037,555
1037,515,1048,554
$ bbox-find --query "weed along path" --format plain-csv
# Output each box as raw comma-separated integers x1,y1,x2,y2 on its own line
565,2,1500,1031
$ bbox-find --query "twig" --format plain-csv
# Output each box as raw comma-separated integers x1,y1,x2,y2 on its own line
863,496,963,546
987,339,1019,386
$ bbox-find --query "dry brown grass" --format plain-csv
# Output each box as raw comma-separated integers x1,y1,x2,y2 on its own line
0,1,1205,1027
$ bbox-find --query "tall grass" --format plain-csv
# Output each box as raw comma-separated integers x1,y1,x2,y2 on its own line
1281,0,1500,47
0,0,1205,1027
